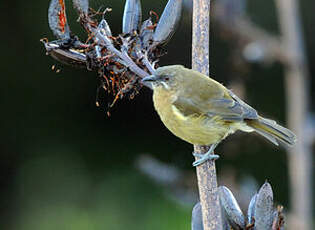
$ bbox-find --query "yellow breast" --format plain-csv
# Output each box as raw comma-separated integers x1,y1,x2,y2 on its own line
153,87,231,145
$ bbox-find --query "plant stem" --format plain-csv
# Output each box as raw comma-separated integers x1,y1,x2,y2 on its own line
192,1,222,230
275,0,313,229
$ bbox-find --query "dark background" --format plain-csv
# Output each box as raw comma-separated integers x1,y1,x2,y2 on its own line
0,0,314,229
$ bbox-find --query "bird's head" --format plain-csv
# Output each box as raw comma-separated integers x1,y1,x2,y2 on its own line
141,65,186,91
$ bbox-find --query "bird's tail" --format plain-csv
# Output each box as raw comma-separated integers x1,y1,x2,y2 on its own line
246,116,297,147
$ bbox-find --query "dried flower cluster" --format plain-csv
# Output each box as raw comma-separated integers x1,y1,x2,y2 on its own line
41,0,182,108
192,182,285,230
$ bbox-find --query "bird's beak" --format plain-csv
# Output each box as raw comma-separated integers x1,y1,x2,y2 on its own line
141,75,158,83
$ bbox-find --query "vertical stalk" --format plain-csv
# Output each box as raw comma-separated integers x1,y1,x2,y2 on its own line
192,1,222,230
275,0,312,229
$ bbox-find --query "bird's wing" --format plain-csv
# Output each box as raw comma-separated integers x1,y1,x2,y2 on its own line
173,90,258,121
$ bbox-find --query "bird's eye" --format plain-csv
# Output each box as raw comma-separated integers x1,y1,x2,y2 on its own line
164,76,170,81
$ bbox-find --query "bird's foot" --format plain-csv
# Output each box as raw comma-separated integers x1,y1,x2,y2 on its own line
192,153,205,158
192,149,219,167
192,154,219,167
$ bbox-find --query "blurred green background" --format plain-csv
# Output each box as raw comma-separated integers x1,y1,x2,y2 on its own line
0,0,314,229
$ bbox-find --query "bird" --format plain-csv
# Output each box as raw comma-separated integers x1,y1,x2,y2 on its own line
141,65,296,166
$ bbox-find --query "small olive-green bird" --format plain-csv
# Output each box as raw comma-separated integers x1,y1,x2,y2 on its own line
142,65,296,166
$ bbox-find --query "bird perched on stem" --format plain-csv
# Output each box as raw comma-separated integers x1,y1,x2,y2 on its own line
142,65,296,166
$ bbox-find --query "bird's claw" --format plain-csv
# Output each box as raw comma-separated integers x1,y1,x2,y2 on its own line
192,153,204,158
192,152,219,167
